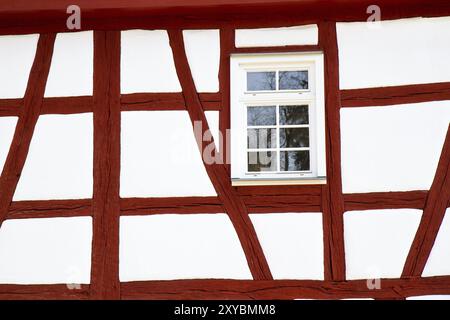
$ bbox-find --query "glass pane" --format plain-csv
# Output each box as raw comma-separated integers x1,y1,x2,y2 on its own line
279,70,308,90
248,151,277,172
280,128,309,148
247,128,277,149
279,105,309,125
280,151,310,171
247,71,276,91
247,106,276,126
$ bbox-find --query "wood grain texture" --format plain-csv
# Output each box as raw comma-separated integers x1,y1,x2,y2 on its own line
168,28,272,280
402,125,450,277
344,191,429,211
0,284,90,300
1,0,450,35
89,31,121,299
219,28,234,173
120,197,224,215
121,92,221,111
120,276,450,300
0,34,55,228
232,45,321,54
0,99,21,116
341,82,450,108
7,199,92,220
41,96,93,114
319,22,346,281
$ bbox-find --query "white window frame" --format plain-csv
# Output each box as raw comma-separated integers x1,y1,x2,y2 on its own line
230,52,327,186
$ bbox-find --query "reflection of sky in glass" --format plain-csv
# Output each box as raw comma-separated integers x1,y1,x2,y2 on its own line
247,106,276,126
247,72,276,91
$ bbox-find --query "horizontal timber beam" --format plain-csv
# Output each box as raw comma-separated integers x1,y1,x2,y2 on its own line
0,93,221,116
7,190,445,220
231,45,322,54
341,82,450,108
2,276,450,300
1,0,450,35
7,199,92,219
0,284,90,300
120,276,450,300
343,191,429,211
120,197,224,215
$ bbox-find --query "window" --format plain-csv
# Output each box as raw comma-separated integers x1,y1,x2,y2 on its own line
230,53,326,185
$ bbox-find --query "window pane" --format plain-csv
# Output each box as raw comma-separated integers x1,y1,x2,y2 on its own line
248,151,277,172
279,105,309,125
247,128,277,149
247,106,276,126
280,128,309,148
247,72,276,91
279,70,308,90
280,151,310,171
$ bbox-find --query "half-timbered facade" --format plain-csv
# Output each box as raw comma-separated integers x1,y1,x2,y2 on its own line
0,0,450,300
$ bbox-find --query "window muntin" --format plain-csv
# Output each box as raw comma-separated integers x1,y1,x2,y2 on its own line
246,104,312,173
231,53,326,184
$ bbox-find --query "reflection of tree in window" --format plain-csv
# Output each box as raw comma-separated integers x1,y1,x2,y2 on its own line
279,105,309,125
247,72,276,91
281,151,310,171
247,106,276,126
280,128,309,148
279,71,308,90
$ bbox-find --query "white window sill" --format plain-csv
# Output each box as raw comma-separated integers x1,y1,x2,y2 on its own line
231,177,327,186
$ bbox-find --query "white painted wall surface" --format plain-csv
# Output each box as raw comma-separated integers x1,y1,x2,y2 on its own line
337,17,450,89
121,30,181,93
341,101,450,193
0,217,92,284
45,31,93,97
183,30,220,92
0,34,38,99
344,209,422,280
250,213,324,280
0,117,17,174
120,111,216,197
119,214,252,281
235,25,318,47
423,208,450,277
13,114,93,200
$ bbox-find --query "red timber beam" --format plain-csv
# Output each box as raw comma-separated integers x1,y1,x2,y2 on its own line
341,82,450,108
218,27,234,173
319,22,346,281
0,34,56,227
1,0,450,35
0,284,90,300
343,191,429,211
120,276,450,300
89,30,121,299
168,29,273,280
402,124,450,278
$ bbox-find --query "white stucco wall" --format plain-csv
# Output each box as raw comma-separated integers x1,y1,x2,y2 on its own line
0,34,38,98
45,31,93,97
0,217,92,284
337,17,450,89
341,101,450,193
119,214,252,280
13,114,93,200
